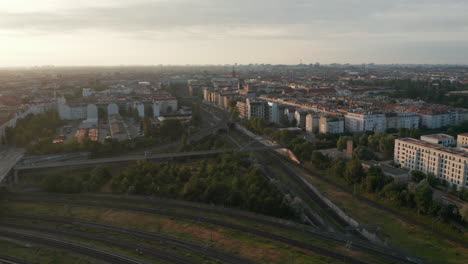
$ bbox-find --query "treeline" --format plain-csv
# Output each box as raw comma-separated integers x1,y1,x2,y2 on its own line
43,167,111,193
5,110,65,146
111,153,296,218
141,118,186,140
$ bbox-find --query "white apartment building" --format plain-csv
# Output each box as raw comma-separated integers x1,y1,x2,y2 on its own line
82,88,95,97
294,110,306,129
418,110,468,129
386,112,420,129
419,112,450,129
58,104,87,120
345,112,386,133
394,138,468,189
268,102,280,124
319,116,344,134
420,134,455,147
107,103,119,116
153,102,161,118
305,113,319,133
136,103,145,118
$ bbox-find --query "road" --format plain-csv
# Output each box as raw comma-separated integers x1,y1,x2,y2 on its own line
14,145,287,170
0,148,25,183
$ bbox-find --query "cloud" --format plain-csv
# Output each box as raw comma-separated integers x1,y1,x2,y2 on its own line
0,0,466,37
0,0,466,65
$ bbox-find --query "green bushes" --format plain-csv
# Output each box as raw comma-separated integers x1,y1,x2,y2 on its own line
110,153,296,218
6,110,65,147
41,167,111,193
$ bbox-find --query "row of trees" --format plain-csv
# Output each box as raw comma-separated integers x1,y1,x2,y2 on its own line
110,153,296,218
5,110,65,147
337,131,395,160
42,167,111,193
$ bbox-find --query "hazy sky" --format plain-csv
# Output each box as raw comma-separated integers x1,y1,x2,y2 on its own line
0,0,467,66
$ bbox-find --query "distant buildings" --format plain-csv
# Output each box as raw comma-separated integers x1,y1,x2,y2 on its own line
267,102,280,124
345,112,386,133
385,112,420,130
418,109,468,129
306,113,320,133
319,115,344,134
82,88,95,97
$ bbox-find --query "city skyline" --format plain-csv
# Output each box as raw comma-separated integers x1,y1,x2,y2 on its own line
0,0,467,66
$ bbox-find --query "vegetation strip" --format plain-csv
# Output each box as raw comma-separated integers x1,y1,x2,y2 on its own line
0,226,151,264
5,197,400,264
1,213,254,264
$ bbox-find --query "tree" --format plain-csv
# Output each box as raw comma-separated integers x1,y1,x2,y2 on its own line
411,170,426,182
359,133,368,146
160,119,185,140
311,151,330,169
337,136,352,152
398,128,409,138
353,145,375,160
228,99,237,109
415,183,433,214
365,166,388,193
344,159,365,185
328,159,346,179
427,173,438,187
460,204,468,223
379,135,395,159
409,128,420,139
230,106,240,121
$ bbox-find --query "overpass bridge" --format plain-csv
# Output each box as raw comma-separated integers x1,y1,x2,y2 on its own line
0,148,25,186
14,145,287,171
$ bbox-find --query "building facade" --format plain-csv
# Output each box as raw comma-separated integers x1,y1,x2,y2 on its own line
394,137,468,189
319,115,345,134
457,134,468,148
345,112,386,133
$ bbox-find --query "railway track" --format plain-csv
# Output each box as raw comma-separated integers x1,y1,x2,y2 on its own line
1,213,254,264
0,226,151,264
5,197,412,264
0,222,197,264
0,255,37,264
7,191,320,235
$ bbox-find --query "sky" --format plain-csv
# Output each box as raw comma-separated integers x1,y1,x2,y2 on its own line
0,0,467,66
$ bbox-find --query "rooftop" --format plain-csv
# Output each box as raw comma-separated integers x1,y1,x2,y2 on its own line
421,133,454,140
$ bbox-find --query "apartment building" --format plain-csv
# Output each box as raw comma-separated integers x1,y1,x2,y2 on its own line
305,113,320,133
345,112,386,133
247,99,267,120
236,101,248,119
418,109,468,129
386,112,420,129
319,115,344,134
294,110,307,129
394,137,468,189
268,102,280,124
